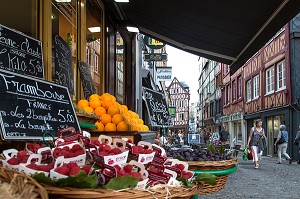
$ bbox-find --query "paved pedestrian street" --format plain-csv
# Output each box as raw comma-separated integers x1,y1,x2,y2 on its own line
200,155,300,199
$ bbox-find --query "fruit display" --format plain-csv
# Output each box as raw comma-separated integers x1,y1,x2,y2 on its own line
77,93,149,132
164,145,233,162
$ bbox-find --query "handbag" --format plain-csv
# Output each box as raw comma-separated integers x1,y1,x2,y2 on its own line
277,131,285,145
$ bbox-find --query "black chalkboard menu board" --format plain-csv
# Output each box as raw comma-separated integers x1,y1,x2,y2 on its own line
142,87,172,127
0,24,44,78
0,69,80,140
53,35,74,94
78,61,96,99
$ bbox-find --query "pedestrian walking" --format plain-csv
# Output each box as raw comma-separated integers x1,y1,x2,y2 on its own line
246,119,266,169
274,124,292,164
220,126,229,146
293,125,300,164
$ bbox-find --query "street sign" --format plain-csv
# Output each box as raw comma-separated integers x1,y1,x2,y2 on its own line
143,53,168,61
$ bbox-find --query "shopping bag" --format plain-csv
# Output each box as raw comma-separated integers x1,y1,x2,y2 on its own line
247,148,254,160
243,148,248,161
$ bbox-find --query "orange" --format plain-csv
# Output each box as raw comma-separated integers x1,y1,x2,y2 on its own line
121,105,128,112
112,114,123,125
89,99,101,109
95,121,104,131
137,119,144,125
78,100,89,109
101,100,114,110
104,123,117,131
107,105,120,116
100,114,111,125
117,121,129,131
101,93,113,102
89,94,100,101
83,106,94,114
94,107,106,117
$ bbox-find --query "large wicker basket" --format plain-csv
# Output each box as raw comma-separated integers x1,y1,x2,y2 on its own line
198,175,228,195
43,183,201,199
0,167,48,199
187,158,238,170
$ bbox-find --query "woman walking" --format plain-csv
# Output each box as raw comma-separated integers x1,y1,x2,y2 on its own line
274,124,292,164
247,119,266,169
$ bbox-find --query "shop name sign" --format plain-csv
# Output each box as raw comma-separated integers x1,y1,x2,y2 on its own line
0,69,80,140
143,36,166,50
144,53,167,61
156,67,172,81
0,24,44,78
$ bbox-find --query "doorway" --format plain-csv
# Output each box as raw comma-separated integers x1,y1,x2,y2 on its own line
266,115,284,156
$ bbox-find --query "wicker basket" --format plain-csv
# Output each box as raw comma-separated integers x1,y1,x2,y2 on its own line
43,183,201,199
198,175,228,195
187,158,238,170
76,112,100,124
0,167,48,199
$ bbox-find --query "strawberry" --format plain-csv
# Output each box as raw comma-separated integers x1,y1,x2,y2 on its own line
20,155,29,163
132,146,144,154
144,149,153,154
74,149,85,156
91,139,101,146
62,146,70,151
55,167,70,175
66,162,78,169
97,144,104,152
38,165,51,172
53,148,62,158
71,144,82,153
114,165,121,172
17,150,27,159
123,164,133,173
131,171,141,179
177,164,185,171
118,169,126,176
82,165,92,175
26,163,38,170
69,166,81,176
102,145,111,152
7,157,20,165
110,148,122,155
99,151,109,156
149,167,157,173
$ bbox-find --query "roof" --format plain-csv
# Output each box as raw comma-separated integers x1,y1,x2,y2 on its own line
104,0,300,74
180,82,189,89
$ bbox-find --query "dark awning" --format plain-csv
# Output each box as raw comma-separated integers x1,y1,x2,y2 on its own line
104,0,300,74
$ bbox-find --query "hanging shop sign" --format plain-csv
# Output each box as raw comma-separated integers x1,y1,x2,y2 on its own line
0,24,44,78
156,67,172,81
0,69,80,140
78,61,97,100
142,87,172,127
53,34,74,94
143,53,168,61
143,36,166,50
168,106,176,118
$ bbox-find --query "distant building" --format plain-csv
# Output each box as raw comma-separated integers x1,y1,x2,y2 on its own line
167,77,190,135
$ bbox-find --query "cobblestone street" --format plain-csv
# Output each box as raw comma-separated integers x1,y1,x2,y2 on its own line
200,155,300,199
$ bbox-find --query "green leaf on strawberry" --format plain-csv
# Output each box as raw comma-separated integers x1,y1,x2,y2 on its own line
104,176,139,190
177,177,193,188
194,173,217,186
55,171,99,188
32,173,55,186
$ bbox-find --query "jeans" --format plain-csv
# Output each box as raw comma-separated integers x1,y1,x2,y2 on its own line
277,142,290,163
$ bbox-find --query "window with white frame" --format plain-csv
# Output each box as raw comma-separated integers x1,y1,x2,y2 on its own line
246,80,251,102
232,80,236,101
179,113,184,121
277,60,286,90
238,76,242,99
180,100,183,108
253,75,259,99
266,67,274,94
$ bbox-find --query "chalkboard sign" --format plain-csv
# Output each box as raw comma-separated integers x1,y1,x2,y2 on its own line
142,87,172,127
0,69,80,140
0,24,44,78
53,35,74,94
78,61,96,99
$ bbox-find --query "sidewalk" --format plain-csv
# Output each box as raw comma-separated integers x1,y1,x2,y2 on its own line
200,154,300,199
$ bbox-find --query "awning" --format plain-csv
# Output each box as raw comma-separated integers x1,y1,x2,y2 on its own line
104,0,300,74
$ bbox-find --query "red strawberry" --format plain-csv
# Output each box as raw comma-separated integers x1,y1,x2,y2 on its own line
149,167,157,173
7,157,20,165
53,148,62,158
62,146,70,151
144,149,153,154
38,165,51,172
55,167,70,175
17,150,27,159
99,151,109,156
20,155,30,163
103,145,111,152
91,140,101,146
71,144,82,152
97,144,104,152
110,148,122,155
123,164,133,173
69,166,81,176
82,165,92,175
114,165,121,172
74,149,85,156
131,171,141,179
177,164,185,171
118,169,126,176
26,163,38,170
132,146,144,154
66,162,78,169
186,172,193,179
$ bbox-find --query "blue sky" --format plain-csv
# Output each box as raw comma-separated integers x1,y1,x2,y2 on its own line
165,45,200,103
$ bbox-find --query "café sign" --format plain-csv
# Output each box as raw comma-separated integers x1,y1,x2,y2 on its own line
156,67,172,81
144,53,168,61
143,36,166,49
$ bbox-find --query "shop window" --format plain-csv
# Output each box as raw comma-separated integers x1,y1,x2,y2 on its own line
266,66,274,95
277,60,286,91
52,0,77,96
116,32,125,103
0,0,38,39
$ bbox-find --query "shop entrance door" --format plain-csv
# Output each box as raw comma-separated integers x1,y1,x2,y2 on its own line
266,115,284,156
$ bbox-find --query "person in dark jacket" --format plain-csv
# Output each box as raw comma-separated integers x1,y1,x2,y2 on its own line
294,125,300,164
274,124,292,164
220,126,229,145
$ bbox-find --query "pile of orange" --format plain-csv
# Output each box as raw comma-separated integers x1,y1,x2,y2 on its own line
77,93,149,132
